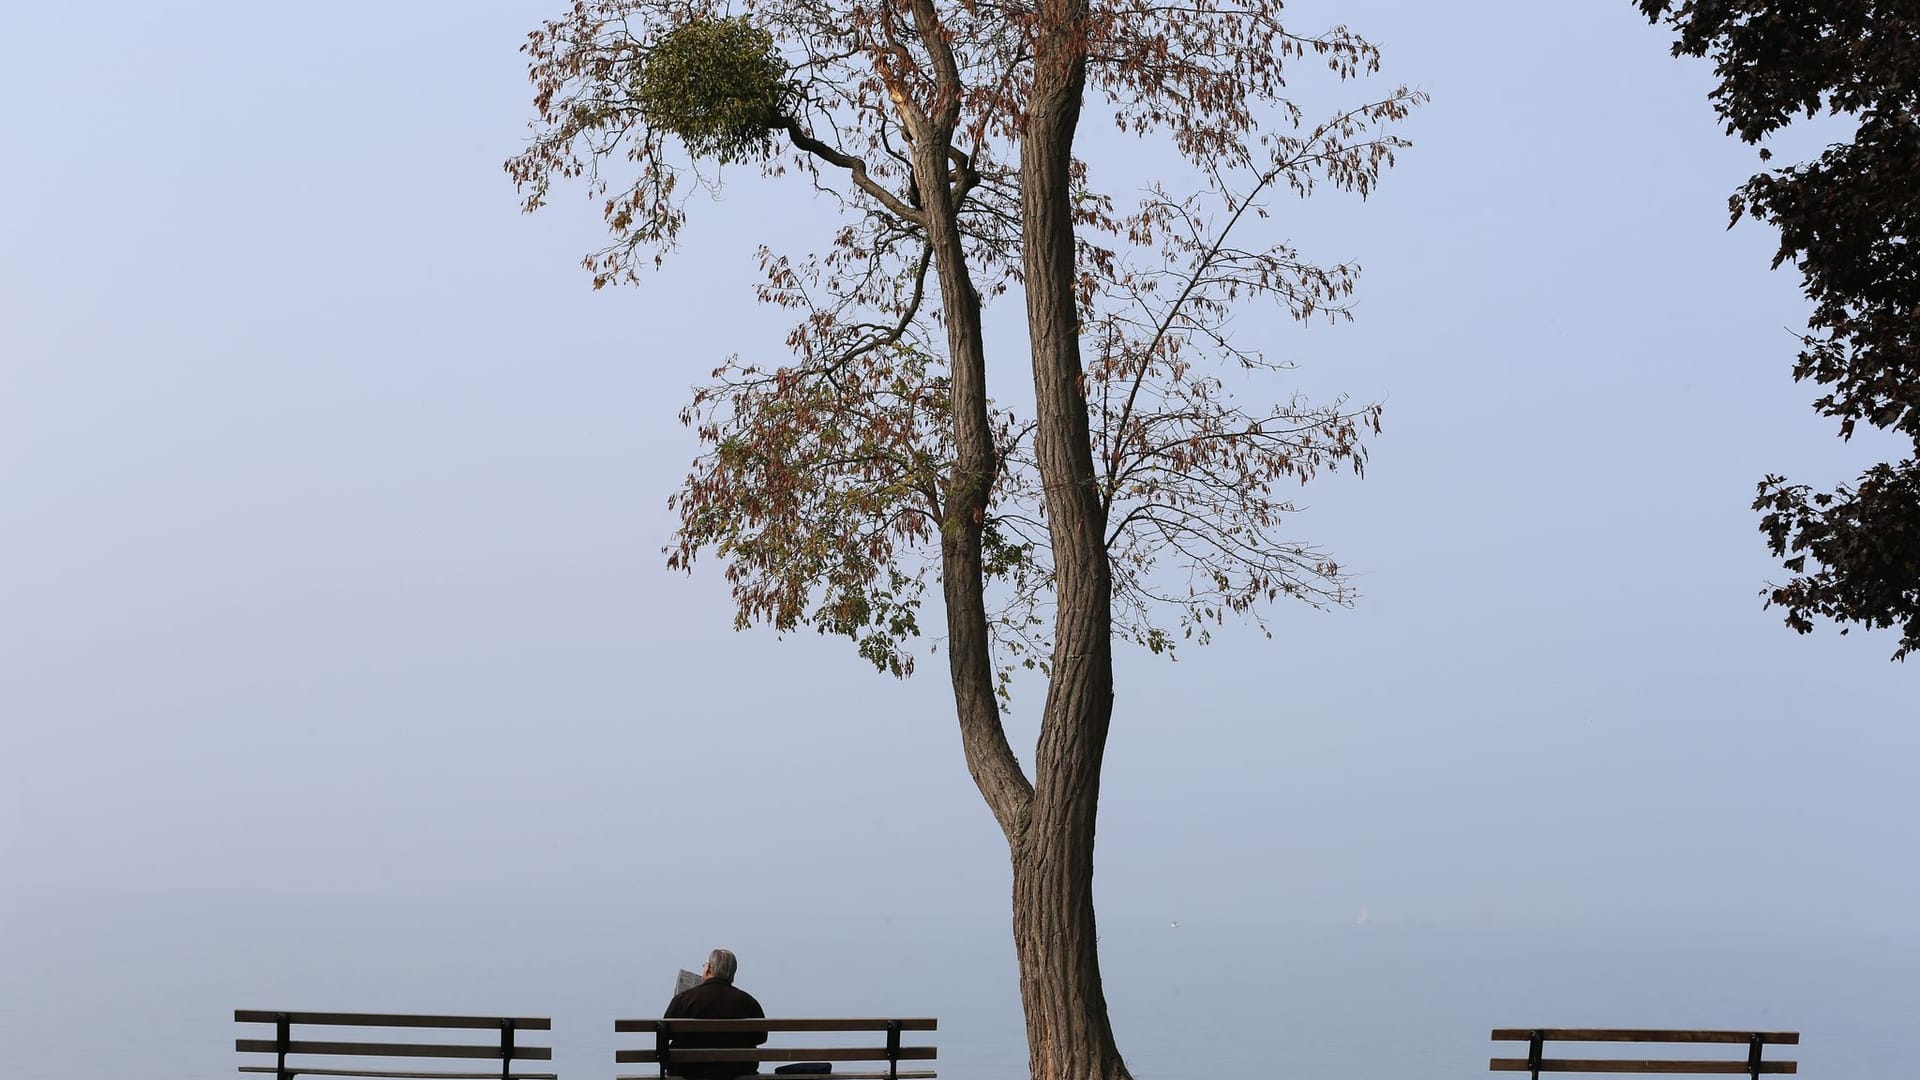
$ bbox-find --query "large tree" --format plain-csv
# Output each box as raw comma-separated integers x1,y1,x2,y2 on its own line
1638,0,1920,660
509,1,1418,1076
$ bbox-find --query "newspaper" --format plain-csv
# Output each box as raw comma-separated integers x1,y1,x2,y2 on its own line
672,967,701,997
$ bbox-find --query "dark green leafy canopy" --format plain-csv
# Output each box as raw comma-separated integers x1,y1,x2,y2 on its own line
634,17,789,164
1640,0,1920,659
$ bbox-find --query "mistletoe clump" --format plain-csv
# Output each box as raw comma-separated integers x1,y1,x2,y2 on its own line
635,17,788,164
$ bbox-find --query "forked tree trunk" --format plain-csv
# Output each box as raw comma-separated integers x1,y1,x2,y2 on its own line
920,0,1135,1071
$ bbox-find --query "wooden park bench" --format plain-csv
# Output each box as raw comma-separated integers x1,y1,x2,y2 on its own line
614,1018,937,1080
1491,1028,1799,1079
236,1011,555,1080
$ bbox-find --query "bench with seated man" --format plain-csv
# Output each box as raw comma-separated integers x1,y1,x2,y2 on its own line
623,948,935,1080
662,950,768,1079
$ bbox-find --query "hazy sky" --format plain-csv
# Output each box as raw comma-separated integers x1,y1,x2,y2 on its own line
4,0,1915,1043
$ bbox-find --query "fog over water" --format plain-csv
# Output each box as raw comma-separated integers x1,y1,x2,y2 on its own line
4,894,1915,1080
3,1,1915,1079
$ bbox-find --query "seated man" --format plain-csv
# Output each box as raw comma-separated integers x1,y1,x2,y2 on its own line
663,948,769,1079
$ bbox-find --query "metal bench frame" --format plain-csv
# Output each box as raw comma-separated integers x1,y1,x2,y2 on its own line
1491,1028,1799,1079
613,1017,937,1080
236,1011,554,1080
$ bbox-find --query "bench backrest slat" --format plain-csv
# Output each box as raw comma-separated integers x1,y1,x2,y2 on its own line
1492,1031,1798,1046
236,1040,553,1061
614,1018,936,1033
237,1012,551,1031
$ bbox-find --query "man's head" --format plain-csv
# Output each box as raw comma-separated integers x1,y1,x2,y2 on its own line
702,948,738,983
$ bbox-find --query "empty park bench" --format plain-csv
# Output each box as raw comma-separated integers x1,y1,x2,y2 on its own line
235,1011,555,1080
1491,1028,1799,1079
615,1017,937,1080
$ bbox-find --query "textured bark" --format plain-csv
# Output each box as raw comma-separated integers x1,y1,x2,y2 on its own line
920,137,1036,843
868,0,1038,849
1005,1,1131,1076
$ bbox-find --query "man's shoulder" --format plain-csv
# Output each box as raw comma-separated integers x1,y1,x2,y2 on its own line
673,979,761,1016
705,981,764,1017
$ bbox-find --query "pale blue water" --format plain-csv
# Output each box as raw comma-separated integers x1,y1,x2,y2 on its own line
2,892,1911,1080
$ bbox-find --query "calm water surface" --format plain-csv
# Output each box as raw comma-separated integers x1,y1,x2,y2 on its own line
2,894,1910,1080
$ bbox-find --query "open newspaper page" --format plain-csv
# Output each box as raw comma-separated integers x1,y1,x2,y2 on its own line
672,968,700,998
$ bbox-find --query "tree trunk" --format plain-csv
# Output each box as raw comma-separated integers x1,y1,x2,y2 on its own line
1011,0,1132,1075
903,1,1131,1073
1010,747,1127,1080
916,136,1035,841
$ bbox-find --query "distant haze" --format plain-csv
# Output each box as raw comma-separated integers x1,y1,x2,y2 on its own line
2,2,1915,1078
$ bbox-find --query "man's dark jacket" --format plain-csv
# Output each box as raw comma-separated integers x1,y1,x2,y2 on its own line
662,978,768,1079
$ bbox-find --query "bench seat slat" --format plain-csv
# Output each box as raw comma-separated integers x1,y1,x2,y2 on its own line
618,1073,937,1080
616,1019,937,1033
237,1040,550,1061
236,1060,556,1068
236,1012,551,1031
1490,1059,1796,1074
618,1047,936,1064
1491,1030,1799,1045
